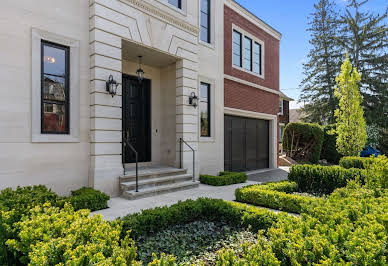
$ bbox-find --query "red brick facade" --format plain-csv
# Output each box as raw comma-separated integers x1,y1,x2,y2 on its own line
224,5,280,94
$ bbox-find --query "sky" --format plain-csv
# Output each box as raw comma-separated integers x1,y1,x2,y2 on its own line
235,0,388,109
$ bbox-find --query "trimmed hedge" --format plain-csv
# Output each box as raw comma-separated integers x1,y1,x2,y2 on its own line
289,164,367,195
320,124,341,164
235,182,322,213
120,198,290,240
339,156,374,169
63,187,110,211
283,122,324,164
199,172,247,186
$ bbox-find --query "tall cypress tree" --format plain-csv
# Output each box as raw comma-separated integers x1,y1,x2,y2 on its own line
338,0,388,152
299,0,342,124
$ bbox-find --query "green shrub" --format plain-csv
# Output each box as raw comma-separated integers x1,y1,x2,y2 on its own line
120,198,290,240
339,156,374,169
200,172,247,186
235,182,322,214
363,155,388,190
320,124,342,164
0,186,59,265
283,122,324,164
289,164,367,194
6,203,141,265
62,187,110,211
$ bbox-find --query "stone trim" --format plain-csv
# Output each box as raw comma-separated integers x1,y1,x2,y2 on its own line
224,74,280,96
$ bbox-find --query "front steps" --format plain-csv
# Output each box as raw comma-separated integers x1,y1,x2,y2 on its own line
120,166,200,200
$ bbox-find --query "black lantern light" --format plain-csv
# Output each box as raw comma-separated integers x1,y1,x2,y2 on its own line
189,92,199,108
136,56,145,83
106,75,119,97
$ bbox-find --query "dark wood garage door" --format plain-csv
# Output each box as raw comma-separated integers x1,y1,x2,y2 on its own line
224,115,269,172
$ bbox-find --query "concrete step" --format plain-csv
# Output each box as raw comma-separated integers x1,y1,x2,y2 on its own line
120,167,187,183
122,181,200,200
120,174,193,191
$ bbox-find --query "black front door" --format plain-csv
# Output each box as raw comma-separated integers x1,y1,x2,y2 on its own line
122,75,151,163
224,115,269,172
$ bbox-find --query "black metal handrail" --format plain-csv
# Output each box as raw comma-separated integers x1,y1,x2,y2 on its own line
124,137,139,192
179,138,195,182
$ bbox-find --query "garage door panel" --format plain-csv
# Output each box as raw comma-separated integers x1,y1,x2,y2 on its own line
225,115,269,172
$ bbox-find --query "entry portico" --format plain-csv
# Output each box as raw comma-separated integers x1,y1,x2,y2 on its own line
89,0,200,195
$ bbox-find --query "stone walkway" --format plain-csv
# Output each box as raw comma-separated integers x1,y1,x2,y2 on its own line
94,168,289,221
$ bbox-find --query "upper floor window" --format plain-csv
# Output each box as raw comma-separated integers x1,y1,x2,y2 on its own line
41,41,70,134
279,99,284,115
200,82,211,137
232,30,242,67
253,42,262,75
200,0,211,43
243,36,252,71
168,0,181,9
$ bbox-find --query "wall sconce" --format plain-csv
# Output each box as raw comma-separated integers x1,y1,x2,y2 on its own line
189,92,198,108
136,56,145,83
106,75,119,97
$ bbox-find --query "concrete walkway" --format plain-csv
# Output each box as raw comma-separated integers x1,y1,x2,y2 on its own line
94,168,289,221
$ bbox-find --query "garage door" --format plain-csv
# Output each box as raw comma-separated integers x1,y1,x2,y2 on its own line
224,115,269,172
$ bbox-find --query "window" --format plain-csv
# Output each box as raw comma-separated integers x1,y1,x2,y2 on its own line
279,99,284,115
41,41,70,134
232,30,242,67
200,0,211,43
168,0,181,9
243,37,252,71
200,82,211,137
279,125,284,142
253,42,262,75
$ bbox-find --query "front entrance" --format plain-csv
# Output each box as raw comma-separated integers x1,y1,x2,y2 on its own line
122,74,151,163
224,115,269,172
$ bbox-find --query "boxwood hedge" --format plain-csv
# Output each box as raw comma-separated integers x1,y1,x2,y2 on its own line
339,156,374,169
199,171,247,186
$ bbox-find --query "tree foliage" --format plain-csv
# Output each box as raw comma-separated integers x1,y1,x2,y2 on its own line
334,55,367,156
300,0,342,124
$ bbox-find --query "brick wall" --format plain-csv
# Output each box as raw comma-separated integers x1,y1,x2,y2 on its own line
279,100,290,124
224,5,280,92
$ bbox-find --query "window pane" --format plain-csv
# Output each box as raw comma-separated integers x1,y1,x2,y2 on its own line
200,83,210,137
200,0,210,43
232,31,242,67
201,0,208,13
244,37,252,71
168,0,181,8
42,103,67,133
43,44,66,76
200,12,209,28
201,27,209,43
43,75,66,101
253,42,261,74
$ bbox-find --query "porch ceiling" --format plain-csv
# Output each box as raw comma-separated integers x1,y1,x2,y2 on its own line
122,40,177,68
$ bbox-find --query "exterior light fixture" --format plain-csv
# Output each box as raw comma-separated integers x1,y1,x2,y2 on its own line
136,56,145,83
106,75,119,97
189,92,198,108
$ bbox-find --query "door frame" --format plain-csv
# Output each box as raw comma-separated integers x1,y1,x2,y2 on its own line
224,107,278,169
122,74,152,164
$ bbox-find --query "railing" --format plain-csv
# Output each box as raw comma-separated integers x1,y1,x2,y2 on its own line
124,135,139,192
179,138,195,182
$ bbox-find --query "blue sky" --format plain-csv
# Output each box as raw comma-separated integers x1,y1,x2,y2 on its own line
235,0,387,108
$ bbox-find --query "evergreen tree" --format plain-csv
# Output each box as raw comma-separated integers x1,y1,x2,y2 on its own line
299,0,342,124
334,55,367,156
338,0,388,152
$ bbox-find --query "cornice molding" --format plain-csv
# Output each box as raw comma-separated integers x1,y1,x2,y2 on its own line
121,0,199,36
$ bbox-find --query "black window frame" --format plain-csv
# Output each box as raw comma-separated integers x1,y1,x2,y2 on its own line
168,0,182,9
243,36,252,71
200,0,211,43
232,30,242,67
200,82,211,137
41,40,70,135
253,42,262,75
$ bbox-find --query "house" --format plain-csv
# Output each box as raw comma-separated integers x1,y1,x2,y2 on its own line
0,0,281,197
278,91,293,152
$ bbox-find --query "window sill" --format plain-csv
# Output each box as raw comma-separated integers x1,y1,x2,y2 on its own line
199,40,215,50
232,64,264,80
200,137,215,143
32,134,80,143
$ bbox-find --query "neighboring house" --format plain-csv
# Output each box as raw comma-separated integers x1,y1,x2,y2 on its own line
0,0,281,197
290,109,305,123
278,91,293,152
